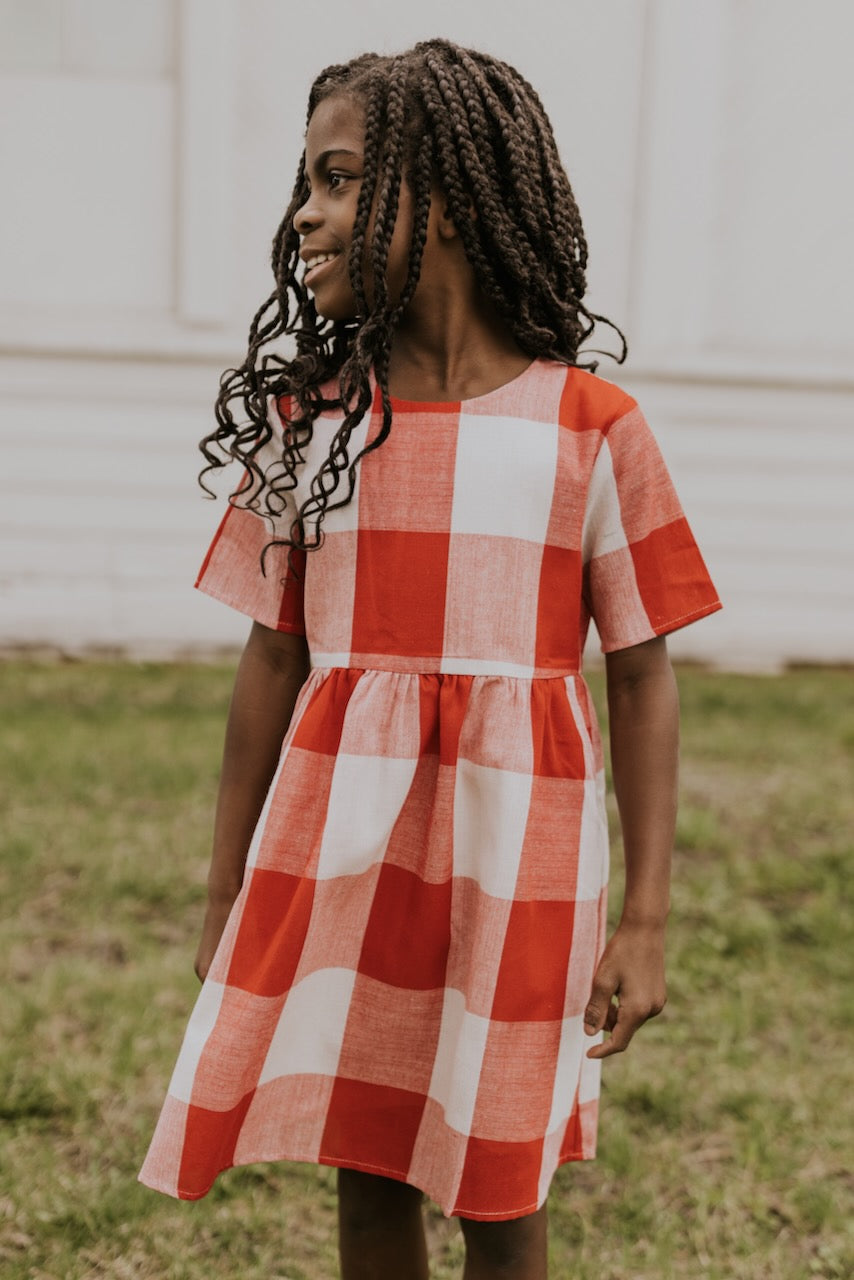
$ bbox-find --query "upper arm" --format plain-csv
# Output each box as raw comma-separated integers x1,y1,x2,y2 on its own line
605,635,673,693
245,619,310,681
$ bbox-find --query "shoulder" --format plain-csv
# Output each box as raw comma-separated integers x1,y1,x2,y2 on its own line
271,373,352,426
548,362,639,436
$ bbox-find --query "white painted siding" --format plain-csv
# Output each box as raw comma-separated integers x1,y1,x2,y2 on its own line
0,0,852,667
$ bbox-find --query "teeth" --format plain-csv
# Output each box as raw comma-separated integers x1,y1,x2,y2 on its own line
306,251,339,271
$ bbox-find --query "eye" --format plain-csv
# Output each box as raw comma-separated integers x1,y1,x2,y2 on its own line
302,169,358,198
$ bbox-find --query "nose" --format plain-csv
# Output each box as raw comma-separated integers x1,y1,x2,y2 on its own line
293,188,321,236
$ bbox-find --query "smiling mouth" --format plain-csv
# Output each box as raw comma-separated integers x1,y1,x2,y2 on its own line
304,252,342,287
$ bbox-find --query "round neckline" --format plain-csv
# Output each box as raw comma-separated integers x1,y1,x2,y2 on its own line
385,357,541,408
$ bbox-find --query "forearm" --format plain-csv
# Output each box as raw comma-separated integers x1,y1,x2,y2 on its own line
583,638,677,1055
606,636,679,927
207,622,310,903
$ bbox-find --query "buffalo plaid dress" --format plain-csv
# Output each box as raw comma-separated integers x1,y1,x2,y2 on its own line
139,358,721,1220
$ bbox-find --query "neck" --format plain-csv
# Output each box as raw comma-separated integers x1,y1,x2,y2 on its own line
386,279,530,401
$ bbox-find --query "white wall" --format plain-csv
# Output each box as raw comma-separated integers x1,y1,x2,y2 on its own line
0,0,851,667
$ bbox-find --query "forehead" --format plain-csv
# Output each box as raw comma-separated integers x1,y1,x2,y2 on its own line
304,95,366,161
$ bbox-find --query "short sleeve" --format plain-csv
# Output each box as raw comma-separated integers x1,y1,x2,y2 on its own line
194,395,307,635
582,402,721,653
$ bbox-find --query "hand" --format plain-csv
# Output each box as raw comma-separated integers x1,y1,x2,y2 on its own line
584,921,667,1059
194,896,238,983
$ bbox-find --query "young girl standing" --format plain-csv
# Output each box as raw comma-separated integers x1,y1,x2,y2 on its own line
140,39,721,1278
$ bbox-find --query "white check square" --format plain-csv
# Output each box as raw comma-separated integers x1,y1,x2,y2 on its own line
450,413,559,544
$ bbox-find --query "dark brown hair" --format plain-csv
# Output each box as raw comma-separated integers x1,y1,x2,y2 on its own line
200,38,626,550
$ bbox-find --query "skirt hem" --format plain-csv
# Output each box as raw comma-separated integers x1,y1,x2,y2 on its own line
138,1146,595,1221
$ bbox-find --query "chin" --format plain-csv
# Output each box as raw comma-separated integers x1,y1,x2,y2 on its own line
322,306,360,324
313,295,359,324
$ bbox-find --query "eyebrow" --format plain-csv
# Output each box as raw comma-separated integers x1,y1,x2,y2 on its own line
306,148,362,173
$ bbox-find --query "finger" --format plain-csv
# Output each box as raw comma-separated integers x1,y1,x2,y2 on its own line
585,1005,644,1059
584,974,617,1035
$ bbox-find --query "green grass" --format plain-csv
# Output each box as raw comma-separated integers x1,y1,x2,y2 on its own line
1,660,852,1279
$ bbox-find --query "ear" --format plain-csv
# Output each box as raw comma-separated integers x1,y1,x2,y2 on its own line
434,188,476,240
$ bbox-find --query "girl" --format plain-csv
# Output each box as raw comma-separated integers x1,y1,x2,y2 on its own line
140,39,721,1279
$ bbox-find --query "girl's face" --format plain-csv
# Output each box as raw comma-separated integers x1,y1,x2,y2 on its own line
293,95,423,322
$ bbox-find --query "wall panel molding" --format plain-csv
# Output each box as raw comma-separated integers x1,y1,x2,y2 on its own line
0,0,243,359
625,0,854,388
176,0,236,327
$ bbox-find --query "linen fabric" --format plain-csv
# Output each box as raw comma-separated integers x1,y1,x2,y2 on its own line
139,359,721,1220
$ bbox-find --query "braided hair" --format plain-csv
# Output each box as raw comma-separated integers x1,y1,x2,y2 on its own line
201,38,627,551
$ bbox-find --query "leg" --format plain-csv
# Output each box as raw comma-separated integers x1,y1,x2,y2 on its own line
337,1168,430,1280
459,1204,548,1279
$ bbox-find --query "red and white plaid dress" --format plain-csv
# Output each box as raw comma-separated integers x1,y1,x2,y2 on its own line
140,358,720,1220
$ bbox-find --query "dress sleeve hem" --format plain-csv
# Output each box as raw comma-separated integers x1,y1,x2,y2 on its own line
193,579,308,636
599,598,722,654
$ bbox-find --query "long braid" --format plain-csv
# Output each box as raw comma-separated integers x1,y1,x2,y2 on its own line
427,45,591,356
417,56,533,345
421,47,575,354
496,56,599,339
440,62,568,342
200,38,626,553
295,60,435,544
449,57,551,260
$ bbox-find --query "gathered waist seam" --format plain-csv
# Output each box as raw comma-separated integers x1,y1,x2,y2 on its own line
307,665,583,680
